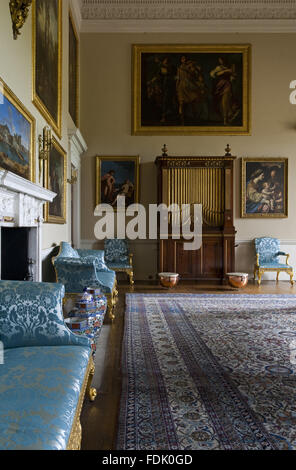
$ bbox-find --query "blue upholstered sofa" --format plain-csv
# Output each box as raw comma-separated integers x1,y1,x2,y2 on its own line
52,242,118,320
0,280,96,450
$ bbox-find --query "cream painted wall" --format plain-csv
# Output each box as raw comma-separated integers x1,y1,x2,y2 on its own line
80,32,296,279
0,0,78,251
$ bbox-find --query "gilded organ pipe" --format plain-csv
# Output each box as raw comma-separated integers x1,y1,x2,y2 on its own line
167,167,224,227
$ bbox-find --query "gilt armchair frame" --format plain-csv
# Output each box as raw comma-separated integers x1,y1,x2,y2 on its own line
254,241,294,286
110,253,134,287
104,240,134,287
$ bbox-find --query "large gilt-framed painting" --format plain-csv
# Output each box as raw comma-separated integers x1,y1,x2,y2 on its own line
69,9,79,126
132,44,251,136
32,0,62,138
45,137,67,224
241,158,288,218
0,77,35,182
96,156,140,209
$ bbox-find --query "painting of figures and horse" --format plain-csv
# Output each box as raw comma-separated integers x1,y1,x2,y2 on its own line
132,45,250,135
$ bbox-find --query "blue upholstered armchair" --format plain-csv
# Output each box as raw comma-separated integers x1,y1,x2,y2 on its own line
254,237,294,285
52,242,118,319
104,239,134,286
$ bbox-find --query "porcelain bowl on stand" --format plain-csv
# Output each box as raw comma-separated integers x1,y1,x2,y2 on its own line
226,272,249,289
159,272,179,289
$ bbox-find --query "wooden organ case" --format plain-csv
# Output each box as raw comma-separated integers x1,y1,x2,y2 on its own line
155,151,236,282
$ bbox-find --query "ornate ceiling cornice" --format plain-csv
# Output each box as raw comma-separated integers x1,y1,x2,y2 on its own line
81,0,296,20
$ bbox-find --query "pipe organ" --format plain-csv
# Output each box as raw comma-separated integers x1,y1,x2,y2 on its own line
155,152,236,282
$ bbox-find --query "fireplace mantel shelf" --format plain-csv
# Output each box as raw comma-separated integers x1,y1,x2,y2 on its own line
0,170,56,202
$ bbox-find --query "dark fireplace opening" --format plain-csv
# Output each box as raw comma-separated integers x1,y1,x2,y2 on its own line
1,228,33,281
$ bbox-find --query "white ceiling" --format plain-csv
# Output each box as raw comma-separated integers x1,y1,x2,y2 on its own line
75,0,296,32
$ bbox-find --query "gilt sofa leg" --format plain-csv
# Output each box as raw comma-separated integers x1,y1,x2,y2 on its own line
127,269,134,287
87,358,97,402
107,294,115,322
114,280,119,298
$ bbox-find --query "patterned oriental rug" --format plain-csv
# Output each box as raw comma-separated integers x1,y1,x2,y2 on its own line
117,294,296,450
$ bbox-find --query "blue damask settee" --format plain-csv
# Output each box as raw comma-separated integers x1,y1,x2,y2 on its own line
254,237,294,285
52,242,118,320
0,280,96,450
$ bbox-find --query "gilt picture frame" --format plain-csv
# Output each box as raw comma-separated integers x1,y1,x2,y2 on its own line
69,8,79,127
0,77,35,182
132,44,251,136
241,158,288,218
44,137,67,224
32,0,62,138
96,156,140,209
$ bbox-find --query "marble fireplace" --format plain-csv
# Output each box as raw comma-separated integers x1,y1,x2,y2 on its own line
0,170,56,282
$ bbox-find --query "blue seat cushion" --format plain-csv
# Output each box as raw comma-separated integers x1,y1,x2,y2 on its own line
107,262,132,270
97,271,116,294
0,345,91,450
259,263,291,269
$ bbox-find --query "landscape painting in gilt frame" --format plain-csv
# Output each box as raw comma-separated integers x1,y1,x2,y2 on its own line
241,158,288,218
69,9,79,126
44,137,67,224
32,0,62,138
132,44,251,136
96,156,140,210
0,77,35,182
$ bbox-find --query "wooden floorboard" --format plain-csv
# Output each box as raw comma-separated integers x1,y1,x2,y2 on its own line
80,280,296,450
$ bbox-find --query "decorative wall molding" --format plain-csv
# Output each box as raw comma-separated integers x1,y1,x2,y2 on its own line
68,127,88,249
80,239,158,248
80,18,296,33
236,239,296,246
80,1,296,32
70,0,83,30
68,127,88,169
81,0,296,20
81,238,296,281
